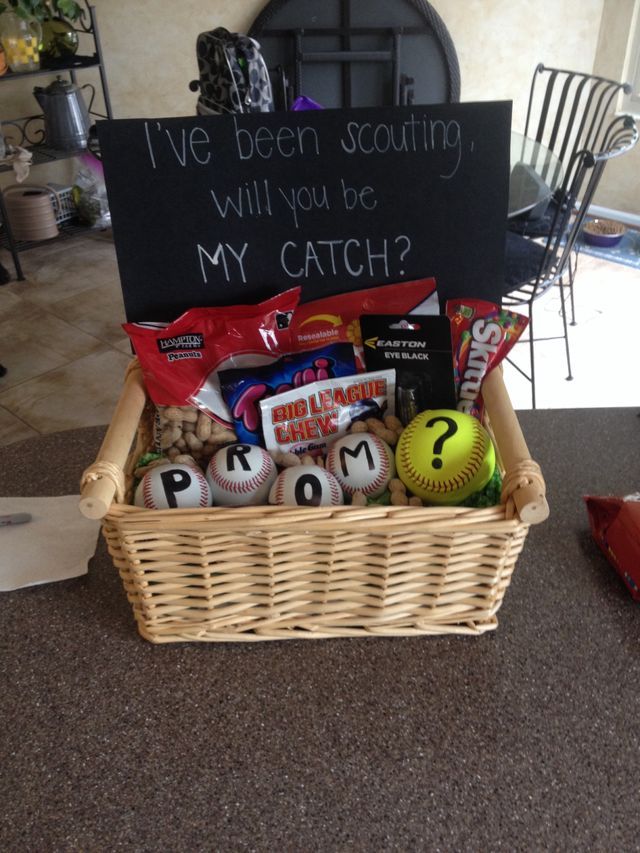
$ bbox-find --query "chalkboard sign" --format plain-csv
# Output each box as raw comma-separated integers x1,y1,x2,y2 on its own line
98,101,511,322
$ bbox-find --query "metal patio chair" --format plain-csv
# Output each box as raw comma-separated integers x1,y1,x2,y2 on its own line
509,65,634,326
503,113,638,409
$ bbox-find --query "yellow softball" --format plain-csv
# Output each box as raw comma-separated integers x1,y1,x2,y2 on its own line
395,409,495,505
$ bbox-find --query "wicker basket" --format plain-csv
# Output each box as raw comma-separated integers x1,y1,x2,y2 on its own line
80,361,548,644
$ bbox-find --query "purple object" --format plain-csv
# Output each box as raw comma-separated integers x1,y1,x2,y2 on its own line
582,219,626,248
291,95,323,111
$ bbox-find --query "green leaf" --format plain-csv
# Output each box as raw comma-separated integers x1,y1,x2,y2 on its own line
53,0,81,20
4,0,46,22
15,2,34,20
0,0,81,22
0,0,22,18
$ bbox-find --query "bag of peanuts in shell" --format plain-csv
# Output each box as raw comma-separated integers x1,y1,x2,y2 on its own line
123,288,301,428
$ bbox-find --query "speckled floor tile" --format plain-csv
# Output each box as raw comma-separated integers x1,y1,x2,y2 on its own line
0,405,40,445
0,348,132,434
0,285,24,316
0,304,108,389
5,233,118,308
46,280,130,354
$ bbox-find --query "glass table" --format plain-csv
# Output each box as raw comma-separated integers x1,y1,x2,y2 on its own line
509,132,564,218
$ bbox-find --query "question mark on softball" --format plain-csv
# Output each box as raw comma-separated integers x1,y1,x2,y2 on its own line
426,416,458,469
394,235,411,274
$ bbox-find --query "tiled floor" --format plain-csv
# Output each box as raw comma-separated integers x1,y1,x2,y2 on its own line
0,231,132,446
0,230,639,447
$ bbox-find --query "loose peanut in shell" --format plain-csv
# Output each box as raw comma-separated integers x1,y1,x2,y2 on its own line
196,412,212,442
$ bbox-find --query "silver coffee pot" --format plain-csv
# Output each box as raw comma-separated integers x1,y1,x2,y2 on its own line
33,76,95,151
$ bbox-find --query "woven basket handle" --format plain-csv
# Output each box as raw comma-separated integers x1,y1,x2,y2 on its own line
79,361,146,520
482,368,549,524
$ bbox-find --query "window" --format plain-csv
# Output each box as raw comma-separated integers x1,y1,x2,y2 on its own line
621,0,640,115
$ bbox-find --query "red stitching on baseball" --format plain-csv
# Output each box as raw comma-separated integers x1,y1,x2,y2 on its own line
360,435,390,495
328,472,342,504
143,475,154,508
210,452,273,496
192,467,210,506
329,435,391,496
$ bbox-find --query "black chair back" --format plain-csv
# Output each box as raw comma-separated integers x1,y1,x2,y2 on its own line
523,64,632,192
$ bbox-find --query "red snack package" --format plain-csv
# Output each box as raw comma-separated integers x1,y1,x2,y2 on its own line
123,288,300,426
446,299,528,420
584,494,640,601
290,278,438,368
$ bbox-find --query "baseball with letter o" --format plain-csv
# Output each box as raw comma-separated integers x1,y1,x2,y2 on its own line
325,432,395,497
269,466,344,507
206,443,276,506
134,463,212,509
395,409,495,504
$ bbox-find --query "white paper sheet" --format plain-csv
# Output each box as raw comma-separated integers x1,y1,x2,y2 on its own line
0,496,100,591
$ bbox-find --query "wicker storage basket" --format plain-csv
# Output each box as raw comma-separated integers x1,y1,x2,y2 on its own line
80,361,548,644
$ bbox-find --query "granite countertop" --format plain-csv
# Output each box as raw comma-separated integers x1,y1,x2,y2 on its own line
1,409,639,851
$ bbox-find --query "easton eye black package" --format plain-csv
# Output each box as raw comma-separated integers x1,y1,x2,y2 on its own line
360,314,456,424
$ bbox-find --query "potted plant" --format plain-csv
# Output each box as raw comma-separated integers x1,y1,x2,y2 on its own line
0,0,82,23
0,1,83,63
